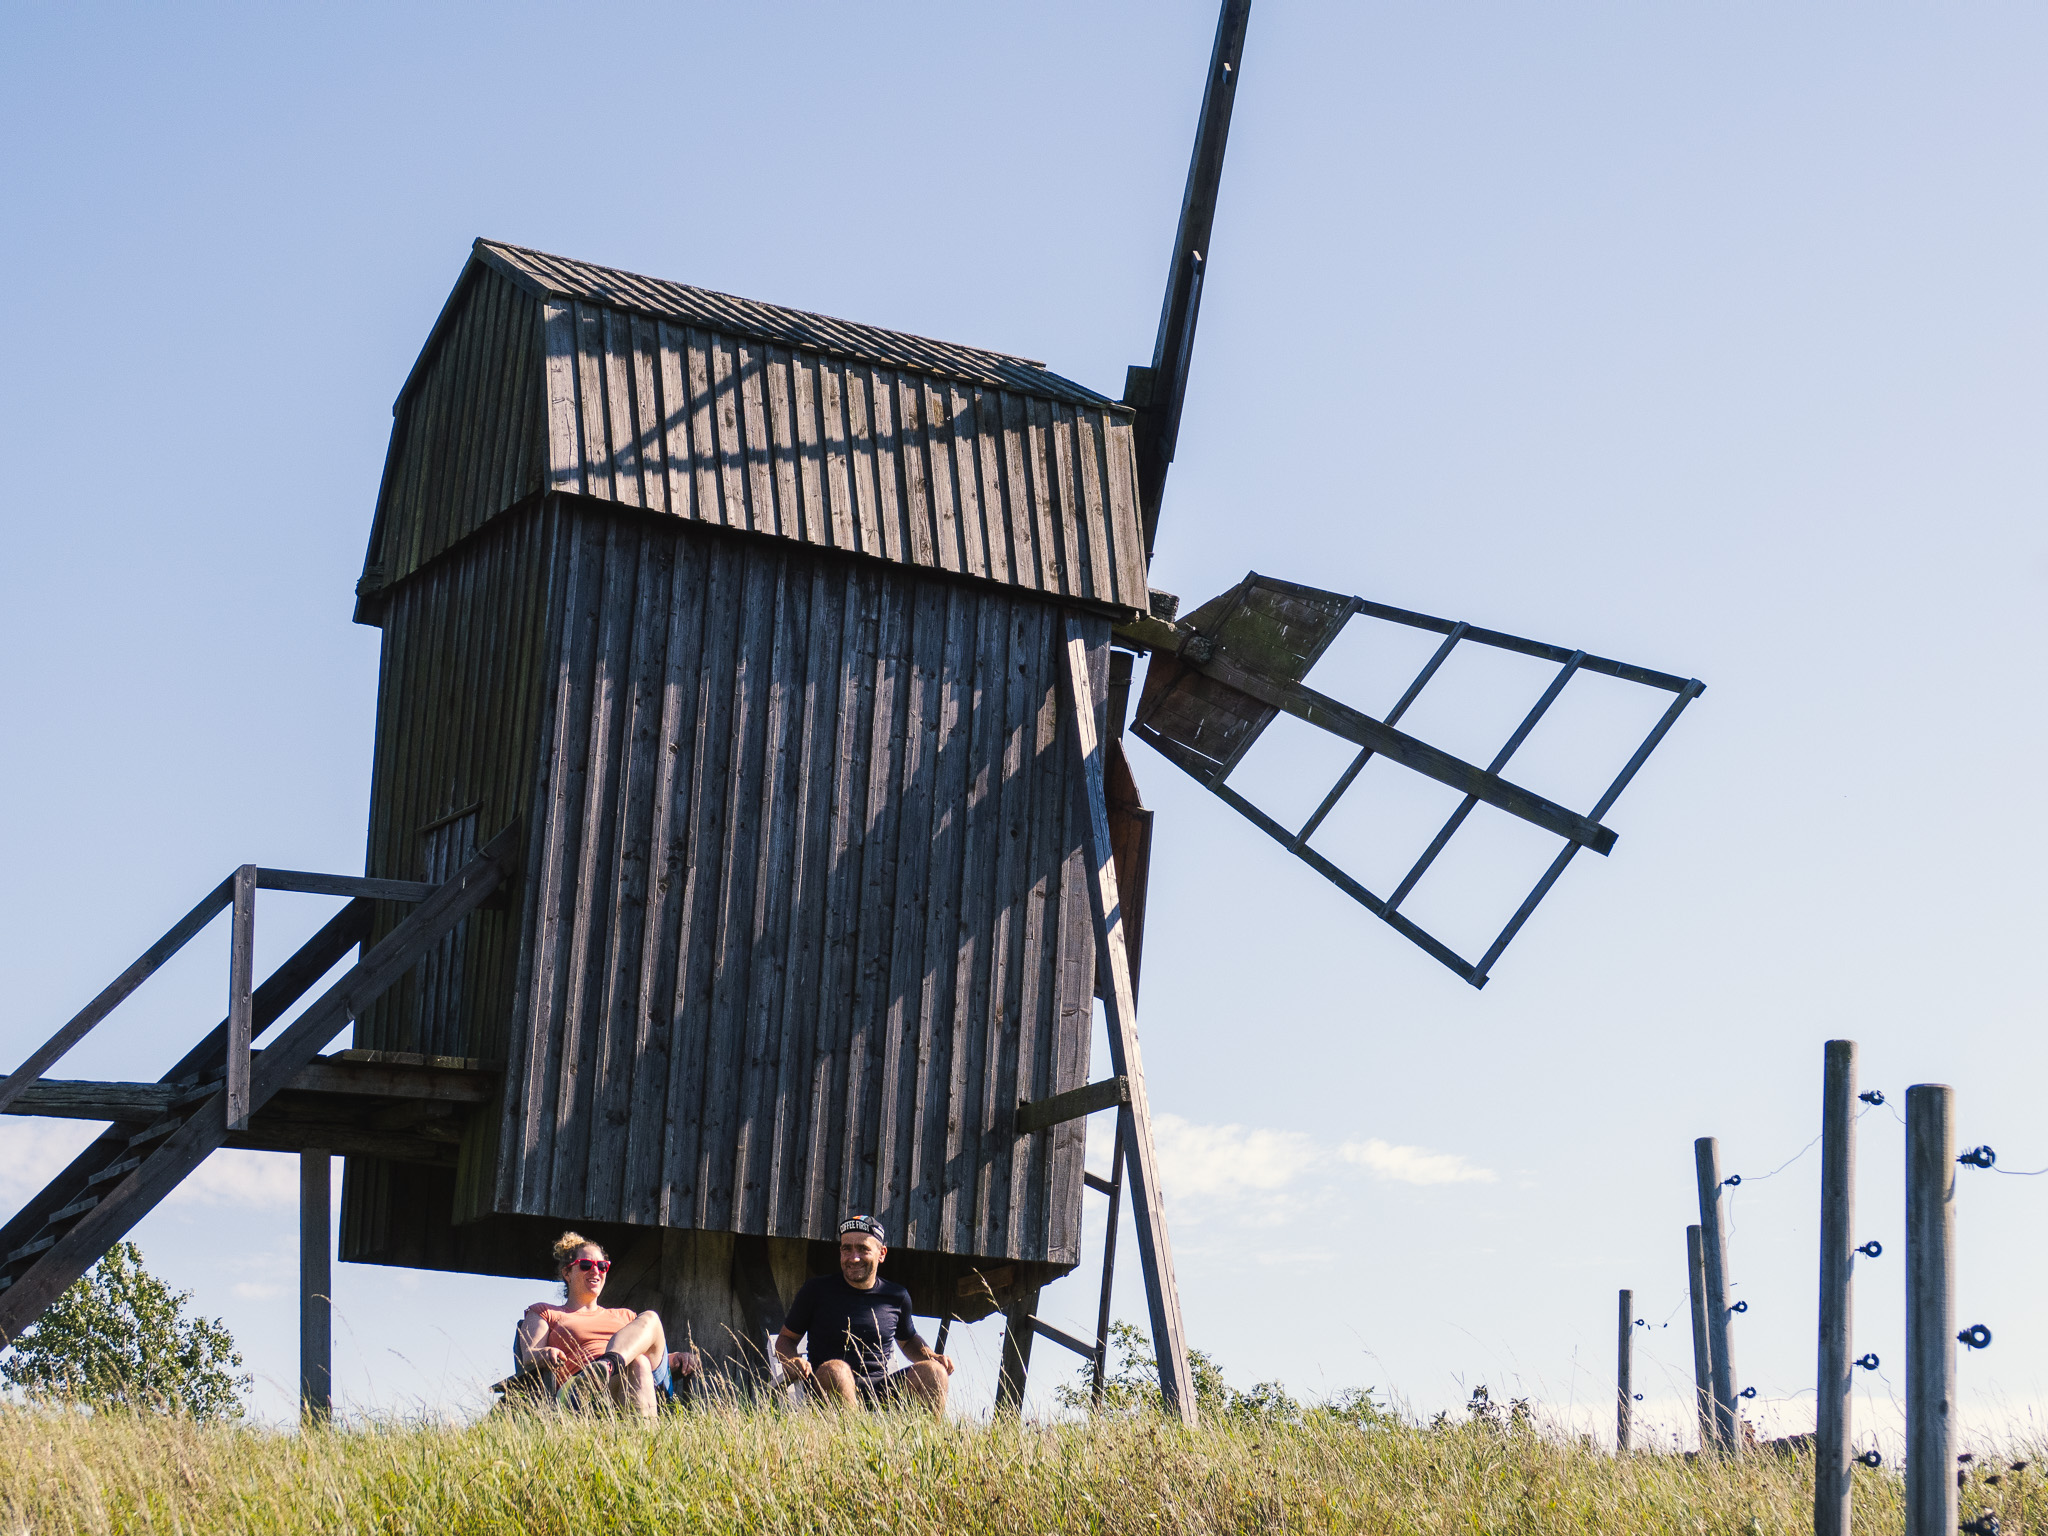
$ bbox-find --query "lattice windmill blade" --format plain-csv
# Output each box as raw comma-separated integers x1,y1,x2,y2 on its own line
1115,573,1705,988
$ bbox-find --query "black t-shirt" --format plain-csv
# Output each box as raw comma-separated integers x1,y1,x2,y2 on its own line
784,1274,925,1385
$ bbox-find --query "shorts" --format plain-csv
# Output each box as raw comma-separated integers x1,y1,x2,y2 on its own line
805,1365,910,1407
555,1352,673,1411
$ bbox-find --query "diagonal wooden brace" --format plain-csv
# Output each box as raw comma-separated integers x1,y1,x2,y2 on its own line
1059,615,1197,1425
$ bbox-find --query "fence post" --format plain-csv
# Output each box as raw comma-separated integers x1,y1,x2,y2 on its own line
1816,1041,1857,1536
1687,1224,1714,1451
1695,1137,1740,1451
1616,1288,1634,1451
1905,1084,1955,1536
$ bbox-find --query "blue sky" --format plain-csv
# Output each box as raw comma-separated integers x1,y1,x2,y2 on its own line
4,1,2046,1438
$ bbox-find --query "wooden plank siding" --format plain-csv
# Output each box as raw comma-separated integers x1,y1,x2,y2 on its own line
477,505,1106,1267
357,241,1148,618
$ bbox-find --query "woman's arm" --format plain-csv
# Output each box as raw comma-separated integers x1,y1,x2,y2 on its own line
515,1312,563,1370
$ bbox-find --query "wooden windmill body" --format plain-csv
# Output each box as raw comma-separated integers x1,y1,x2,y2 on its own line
0,0,1698,1422
340,237,1166,1380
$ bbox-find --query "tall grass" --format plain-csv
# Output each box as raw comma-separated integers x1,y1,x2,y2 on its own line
3,1400,2030,1535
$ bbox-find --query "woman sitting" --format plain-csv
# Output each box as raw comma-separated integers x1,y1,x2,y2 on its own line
514,1232,691,1417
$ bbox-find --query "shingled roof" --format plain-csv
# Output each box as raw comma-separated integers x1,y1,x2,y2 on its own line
450,239,1114,410
360,241,1149,614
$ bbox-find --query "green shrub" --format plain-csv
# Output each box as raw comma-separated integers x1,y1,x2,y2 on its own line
1055,1318,1392,1427
0,1241,248,1419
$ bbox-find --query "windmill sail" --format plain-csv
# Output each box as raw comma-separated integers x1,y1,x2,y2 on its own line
1124,574,1703,988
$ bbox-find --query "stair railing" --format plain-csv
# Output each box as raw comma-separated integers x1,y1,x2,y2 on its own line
0,868,438,1127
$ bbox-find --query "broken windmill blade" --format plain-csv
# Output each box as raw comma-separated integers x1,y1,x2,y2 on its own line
1114,574,1704,988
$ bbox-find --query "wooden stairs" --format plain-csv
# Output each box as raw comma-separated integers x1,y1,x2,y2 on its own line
0,828,516,1345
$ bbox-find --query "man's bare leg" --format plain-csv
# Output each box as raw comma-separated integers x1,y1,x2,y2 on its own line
896,1360,949,1414
811,1359,861,1408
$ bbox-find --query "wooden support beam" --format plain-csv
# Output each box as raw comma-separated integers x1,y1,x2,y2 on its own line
1032,1315,1097,1359
257,870,437,902
1092,1126,1126,1408
226,866,256,1131
1015,1076,1129,1135
300,1150,332,1421
995,1285,1040,1416
1060,615,1197,1425
4,1056,496,1125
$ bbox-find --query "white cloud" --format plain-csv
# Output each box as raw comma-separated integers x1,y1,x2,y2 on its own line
166,1149,299,1209
0,1119,105,1202
1139,1113,1495,1210
1150,1114,1321,1199
1338,1138,1497,1187
0,1127,304,1216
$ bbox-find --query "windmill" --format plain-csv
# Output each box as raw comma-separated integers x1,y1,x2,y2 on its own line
0,0,1699,1424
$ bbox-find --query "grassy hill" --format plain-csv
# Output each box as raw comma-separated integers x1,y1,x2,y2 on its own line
3,1398,2001,1535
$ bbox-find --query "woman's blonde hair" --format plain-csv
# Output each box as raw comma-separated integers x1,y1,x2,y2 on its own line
551,1231,605,1272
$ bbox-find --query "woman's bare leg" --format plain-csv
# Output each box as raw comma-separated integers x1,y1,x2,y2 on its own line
604,1311,667,1419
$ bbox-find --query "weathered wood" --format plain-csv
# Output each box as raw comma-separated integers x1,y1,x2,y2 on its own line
1694,1138,1740,1451
0,837,513,1341
1102,738,1152,997
255,871,438,902
1905,1085,1955,1536
1686,1224,1714,1453
1016,1076,1130,1135
1092,1125,1126,1406
226,866,257,1131
300,1150,332,1420
995,1284,1040,1416
1193,651,1616,854
1046,631,1106,1268
1816,1041,1858,1536
1060,615,1196,1424
6,1057,493,1121
1132,0,1253,555
1616,1288,1634,1452
907,587,973,1247
1031,1314,1095,1358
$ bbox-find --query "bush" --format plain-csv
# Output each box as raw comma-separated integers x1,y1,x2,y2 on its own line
0,1241,248,1419
1055,1318,1392,1426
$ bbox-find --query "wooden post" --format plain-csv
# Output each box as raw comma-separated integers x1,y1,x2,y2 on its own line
1687,1225,1715,1452
1616,1288,1634,1452
1694,1137,1740,1451
995,1285,1040,1416
299,1149,332,1421
1816,1041,1858,1536
226,865,257,1130
1060,617,1197,1424
1092,1125,1127,1407
1905,1084,1955,1536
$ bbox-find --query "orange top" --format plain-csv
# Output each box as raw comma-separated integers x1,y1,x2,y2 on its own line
523,1302,637,1385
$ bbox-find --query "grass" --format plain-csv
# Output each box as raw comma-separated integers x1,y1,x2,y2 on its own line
8,1398,2024,1536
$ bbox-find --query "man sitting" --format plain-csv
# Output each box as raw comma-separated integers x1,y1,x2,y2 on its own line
774,1215,954,1412
514,1231,693,1418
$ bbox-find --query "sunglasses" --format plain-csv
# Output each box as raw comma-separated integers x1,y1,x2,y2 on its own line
569,1258,611,1275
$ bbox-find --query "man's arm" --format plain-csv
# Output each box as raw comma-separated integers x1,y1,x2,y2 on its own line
898,1326,954,1375
774,1325,813,1382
